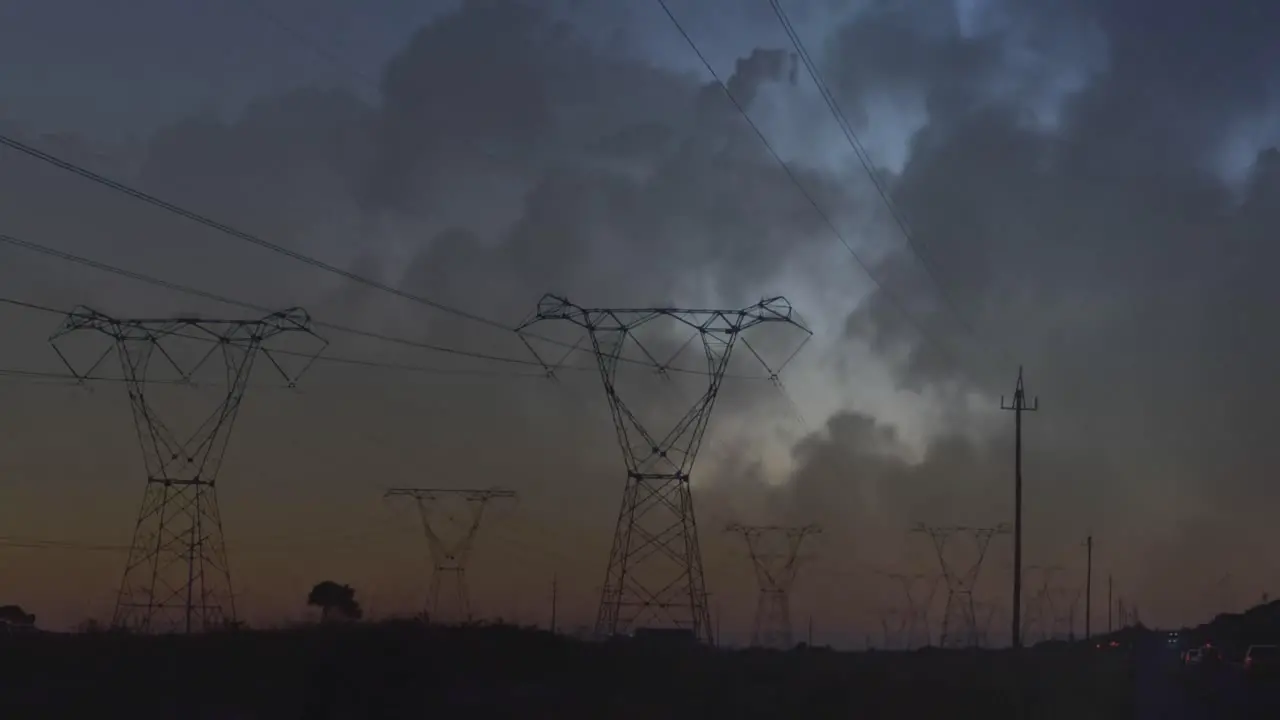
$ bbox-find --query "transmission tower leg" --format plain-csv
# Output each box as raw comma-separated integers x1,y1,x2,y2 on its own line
457,569,471,623
113,478,234,633
679,479,712,641
594,476,712,642
594,478,639,638
427,570,442,623
776,593,792,648
940,591,957,648
752,592,767,647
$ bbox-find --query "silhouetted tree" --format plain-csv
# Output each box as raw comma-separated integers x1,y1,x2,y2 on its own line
307,581,363,622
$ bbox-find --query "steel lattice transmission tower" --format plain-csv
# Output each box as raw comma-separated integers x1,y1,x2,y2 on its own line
1022,564,1062,643
972,600,1005,647
726,523,821,649
384,487,516,624
874,608,903,649
912,523,1010,648
880,571,941,648
518,294,809,643
50,307,324,633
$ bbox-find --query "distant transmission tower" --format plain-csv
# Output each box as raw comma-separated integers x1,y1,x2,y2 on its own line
912,523,1010,648
726,523,821,649
384,487,516,624
1023,564,1062,643
881,571,941,648
876,608,903,649
1057,586,1083,641
972,601,1004,647
50,307,323,633
518,295,808,644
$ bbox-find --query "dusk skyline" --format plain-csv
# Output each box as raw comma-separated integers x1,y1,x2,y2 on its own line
1,0,1278,645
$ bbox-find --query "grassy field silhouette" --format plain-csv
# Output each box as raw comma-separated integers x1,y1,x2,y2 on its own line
1,620,1134,718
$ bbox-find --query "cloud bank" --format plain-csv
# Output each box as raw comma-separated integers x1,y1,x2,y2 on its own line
0,0,1278,639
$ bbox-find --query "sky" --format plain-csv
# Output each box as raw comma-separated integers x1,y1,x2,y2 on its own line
0,0,1278,646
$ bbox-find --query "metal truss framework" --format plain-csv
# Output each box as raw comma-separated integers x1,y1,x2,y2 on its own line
518,295,809,643
1054,585,1084,641
1022,564,1062,643
881,571,941,648
875,607,903,650
384,487,516,624
50,307,323,633
912,523,1010,648
971,600,1005,648
726,523,821,649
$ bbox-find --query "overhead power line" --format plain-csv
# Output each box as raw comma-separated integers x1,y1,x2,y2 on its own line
0,234,768,381
0,227,775,379
0,231,551,369
0,132,514,333
0,136,751,379
766,0,1011,368
0,292,784,385
653,0,985,378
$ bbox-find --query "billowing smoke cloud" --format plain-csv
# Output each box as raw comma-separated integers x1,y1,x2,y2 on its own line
0,0,1277,638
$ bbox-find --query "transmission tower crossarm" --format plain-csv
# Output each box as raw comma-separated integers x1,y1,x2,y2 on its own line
384,487,517,500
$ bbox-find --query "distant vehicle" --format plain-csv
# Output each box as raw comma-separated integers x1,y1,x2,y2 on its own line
1243,645,1280,681
1182,645,1221,669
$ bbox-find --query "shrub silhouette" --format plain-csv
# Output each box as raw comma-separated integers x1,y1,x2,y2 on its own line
307,581,363,622
0,604,35,630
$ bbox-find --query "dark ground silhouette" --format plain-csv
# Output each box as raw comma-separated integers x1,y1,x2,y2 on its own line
1178,598,1280,655
0,620,1133,718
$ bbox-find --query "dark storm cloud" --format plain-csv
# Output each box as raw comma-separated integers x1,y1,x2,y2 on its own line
0,0,842,628
5,0,1275,633
819,0,1280,624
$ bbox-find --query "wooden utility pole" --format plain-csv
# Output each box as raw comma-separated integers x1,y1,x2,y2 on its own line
1085,536,1093,639
1001,367,1039,649
550,574,558,634
1107,574,1113,634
